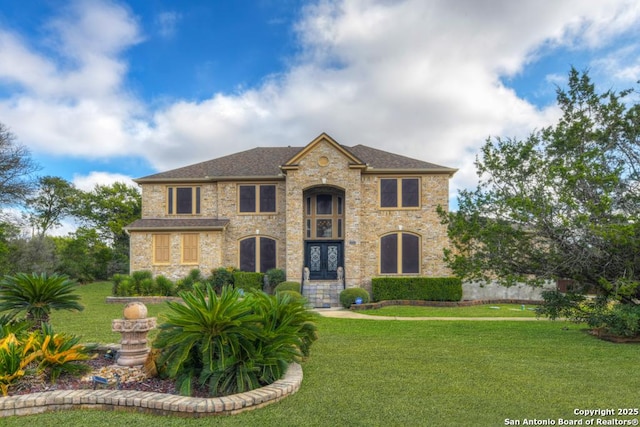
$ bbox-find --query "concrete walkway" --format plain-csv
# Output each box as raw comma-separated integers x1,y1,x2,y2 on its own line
313,307,544,321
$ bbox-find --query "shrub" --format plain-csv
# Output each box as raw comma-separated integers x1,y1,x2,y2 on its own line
0,332,39,395
278,290,305,302
233,271,264,291
0,314,31,338
209,267,236,292
35,323,94,383
275,281,301,293
154,285,256,396
0,324,93,395
140,277,157,295
599,304,640,337
154,285,318,397
111,273,128,296
0,273,84,328
339,288,370,308
265,268,286,293
130,270,153,294
248,289,318,359
539,291,640,338
371,277,462,302
175,269,205,293
155,275,175,296
116,277,135,297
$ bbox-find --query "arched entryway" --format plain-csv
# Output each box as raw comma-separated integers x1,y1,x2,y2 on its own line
303,186,345,281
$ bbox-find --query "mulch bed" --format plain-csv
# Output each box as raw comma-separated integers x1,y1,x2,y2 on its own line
8,355,211,397
589,328,640,343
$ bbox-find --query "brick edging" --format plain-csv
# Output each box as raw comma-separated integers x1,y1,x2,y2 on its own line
350,299,542,311
0,363,302,418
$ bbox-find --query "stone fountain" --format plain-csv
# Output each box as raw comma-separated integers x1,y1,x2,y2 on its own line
111,302,156,366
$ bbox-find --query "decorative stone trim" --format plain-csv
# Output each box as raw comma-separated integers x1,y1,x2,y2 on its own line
0,363,302,418
351,299,542,310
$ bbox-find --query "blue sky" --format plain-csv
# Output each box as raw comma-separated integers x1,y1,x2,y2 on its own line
0,0,639,213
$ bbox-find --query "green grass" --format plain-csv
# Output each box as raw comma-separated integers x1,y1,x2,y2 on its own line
5,283,638,426
359,303,539,317
49,281,169,343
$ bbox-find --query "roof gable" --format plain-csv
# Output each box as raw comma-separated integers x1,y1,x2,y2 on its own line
281,132,365,170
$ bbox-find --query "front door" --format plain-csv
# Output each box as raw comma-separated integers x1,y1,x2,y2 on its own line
305,241,343,280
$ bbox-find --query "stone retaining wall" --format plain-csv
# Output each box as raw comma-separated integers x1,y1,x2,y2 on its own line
0,363,302,418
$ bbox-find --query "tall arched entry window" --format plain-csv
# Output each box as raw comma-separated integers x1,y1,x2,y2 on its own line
303,187,345,281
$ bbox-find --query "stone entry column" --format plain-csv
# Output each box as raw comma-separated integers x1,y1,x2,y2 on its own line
111,302,156,367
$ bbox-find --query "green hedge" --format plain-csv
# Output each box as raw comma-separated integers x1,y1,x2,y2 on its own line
233,271,264,291
371,277,462,302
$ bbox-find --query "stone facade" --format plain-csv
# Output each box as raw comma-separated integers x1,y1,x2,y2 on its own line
126,133,456,306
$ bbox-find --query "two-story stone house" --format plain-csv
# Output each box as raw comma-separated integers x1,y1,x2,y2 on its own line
125,133,456,307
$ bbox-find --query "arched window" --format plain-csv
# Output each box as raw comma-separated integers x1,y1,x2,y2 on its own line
239,236,277,272
305,193,344,239
380,232,420,274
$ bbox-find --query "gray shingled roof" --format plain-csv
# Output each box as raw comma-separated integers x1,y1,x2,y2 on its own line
347,145,449,170
125,218,229,231
136,144,454,182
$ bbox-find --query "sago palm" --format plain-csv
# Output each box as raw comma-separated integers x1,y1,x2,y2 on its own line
154,285,259,396
0,273,84,328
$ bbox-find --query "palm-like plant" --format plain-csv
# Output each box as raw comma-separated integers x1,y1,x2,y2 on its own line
0,273,84,328
154,285,319,397
154,285,259,396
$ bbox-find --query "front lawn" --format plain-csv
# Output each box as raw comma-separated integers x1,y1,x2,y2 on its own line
7,282,636,426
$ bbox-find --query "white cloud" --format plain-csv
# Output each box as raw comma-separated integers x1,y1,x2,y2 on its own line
0,0,146,157
1,0,640,205
72,171,137,192
142,0,640,198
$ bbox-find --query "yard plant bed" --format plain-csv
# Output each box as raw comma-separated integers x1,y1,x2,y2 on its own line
8,354,181,397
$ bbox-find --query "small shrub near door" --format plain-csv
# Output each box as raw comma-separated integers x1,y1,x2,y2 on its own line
275,281,301,293
339,288,370,308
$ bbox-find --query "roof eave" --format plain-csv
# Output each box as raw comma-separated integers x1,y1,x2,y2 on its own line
134,175,286,184
125,225,229,232
363,167,458,176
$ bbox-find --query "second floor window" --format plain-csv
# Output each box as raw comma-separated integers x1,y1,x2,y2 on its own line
380,178,420,208
167,186,200,215
380,232,420,274
239,184,276,213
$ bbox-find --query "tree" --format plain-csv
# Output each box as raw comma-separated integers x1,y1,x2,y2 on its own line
25,176,78,237
0,123,39,207
73,182,141,275
6,235,58,276
439,69,640,310
0,222,20,275
53,227,113,282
